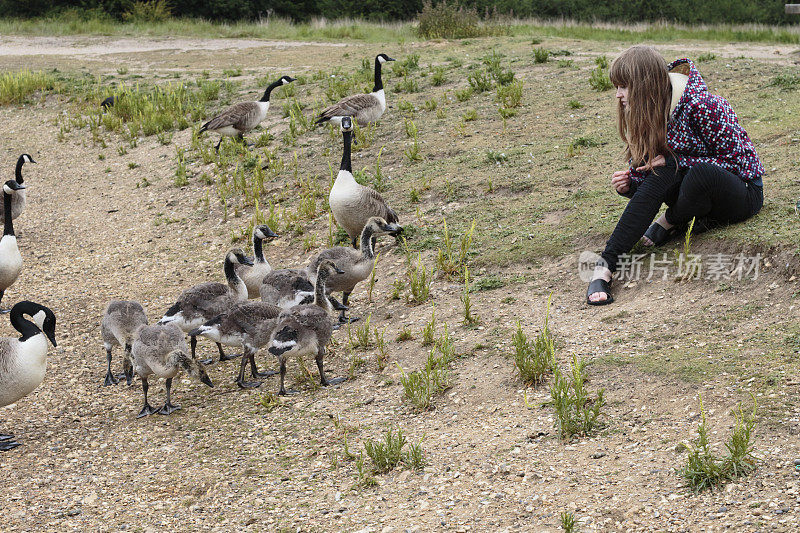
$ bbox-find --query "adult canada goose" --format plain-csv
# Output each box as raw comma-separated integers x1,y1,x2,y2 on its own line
200,75,296,152
0,180,25,314
315,53,395,127
267,260,345,395
0,301,57,451
129,323,213,418
100,300,148,386
236,224,278,299
0,154,35,221
329,116,399,248
306,217,401,323
159,248,253,364
189,301,283,389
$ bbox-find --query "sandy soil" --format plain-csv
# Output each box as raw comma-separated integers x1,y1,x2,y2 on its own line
0,35,798,533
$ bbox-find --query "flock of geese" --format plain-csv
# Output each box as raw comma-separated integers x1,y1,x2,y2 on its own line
1,53,403,450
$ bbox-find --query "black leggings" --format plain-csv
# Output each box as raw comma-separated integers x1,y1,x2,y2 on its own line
600,161,763,272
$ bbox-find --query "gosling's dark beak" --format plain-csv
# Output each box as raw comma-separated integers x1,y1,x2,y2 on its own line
201,374,214,388
242,256,254,267
384,223,403,235
334,265,345,274
264,227,278,239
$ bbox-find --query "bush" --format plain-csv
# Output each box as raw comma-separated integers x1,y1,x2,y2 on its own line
122,0,172,23
417,0,481,39
533,47,550,63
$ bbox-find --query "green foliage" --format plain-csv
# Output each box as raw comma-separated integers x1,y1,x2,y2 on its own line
123,0,172,23
561,511,577,533
363,428,425,474
771,73,800,90
589,56,613,91
533,47,550,63
455,87,473,102
0,69,57,105
568,99,584,109
680,395,757,493
496,79,523,108
431,66,447,86
550,355,605,440
462,108,477,122
461,267,479,326
566,136,599,157
696,52,717,62
422,307,436,346
397,339,453,411
435,218,476,280
512,295,555,385
405,250,432,304
417,0,481,39
467,70,492,92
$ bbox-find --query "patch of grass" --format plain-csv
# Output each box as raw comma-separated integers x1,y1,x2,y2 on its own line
696,52,717,62
557,59,574,68
680,394,757,493
568,99,584,109
396,327,414,342
486,149,507,163
348,314,373,350
435,218,476,281
589,56,613,91
566,136,599,157
462,108,478,122
422,307,436,346
496,79,523,108
455,87,473,102
560,511,577,533
467,70,492,93
549,355,605,440
363,428,425,474
533,47,550,63
431,66,447,86
461,267,479,326
512,295,555,385
473,275,505,291
0,69,57,105
397,344,453,411
771,73,800,91
405,251,432,304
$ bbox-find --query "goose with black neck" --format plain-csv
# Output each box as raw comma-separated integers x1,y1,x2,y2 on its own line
329,116,400,249
315,53,395,127
0,301,57,451
200,75,296,152
0,154,35,221
0,180,26,313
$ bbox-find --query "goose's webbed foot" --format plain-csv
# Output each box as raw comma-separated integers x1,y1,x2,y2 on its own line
137,403,158,418
157,402,181,416
237,378,263,389
103,370,120,386
0,439,21,452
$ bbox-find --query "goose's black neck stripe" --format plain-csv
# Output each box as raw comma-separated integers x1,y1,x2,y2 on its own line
340,130,352,172
360,227,375,260
224,256,238,283
373,56,383,92
15,158,24,184
253,237,265,263
260,79,282,103
3,191,14,237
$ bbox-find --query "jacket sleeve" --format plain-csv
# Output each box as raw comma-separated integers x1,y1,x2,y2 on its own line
674,96,749,174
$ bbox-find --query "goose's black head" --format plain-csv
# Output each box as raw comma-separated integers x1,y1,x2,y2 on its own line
255,224,278,241
227,248,254,267
3,179,25,195
14,301,57,347
340,116,353,133
377,53,395,64
19,154,36,165
280,75,297,85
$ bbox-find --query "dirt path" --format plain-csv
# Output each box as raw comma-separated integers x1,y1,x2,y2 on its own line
0,35,798,532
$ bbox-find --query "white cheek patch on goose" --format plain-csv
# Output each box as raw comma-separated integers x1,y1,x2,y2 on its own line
271,339,297,350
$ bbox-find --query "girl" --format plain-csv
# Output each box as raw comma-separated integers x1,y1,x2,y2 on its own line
587,45,764,305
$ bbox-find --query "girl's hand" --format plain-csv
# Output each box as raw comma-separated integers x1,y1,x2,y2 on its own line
611,170,631,194
636,155,666,172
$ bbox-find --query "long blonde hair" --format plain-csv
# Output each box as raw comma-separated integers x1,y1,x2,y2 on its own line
609,46,672,169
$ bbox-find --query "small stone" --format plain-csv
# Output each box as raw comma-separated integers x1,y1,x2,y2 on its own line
591,452,606,459
793,459,800,466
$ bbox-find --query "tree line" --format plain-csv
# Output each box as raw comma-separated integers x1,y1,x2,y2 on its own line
2,0,796,25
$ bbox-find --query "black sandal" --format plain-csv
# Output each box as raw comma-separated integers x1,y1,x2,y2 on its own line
642,222,677,247
586,278,614,306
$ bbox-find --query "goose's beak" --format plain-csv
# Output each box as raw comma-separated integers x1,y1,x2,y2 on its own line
264,228,278,239
334,266,345,274
201,374,214,388
386,56,396,62
46,330,57,347
242,257,254,267
384,223,403,235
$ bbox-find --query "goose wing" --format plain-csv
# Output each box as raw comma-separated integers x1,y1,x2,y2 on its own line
202,102,260,131
363,187,399,223
317,93,380,122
